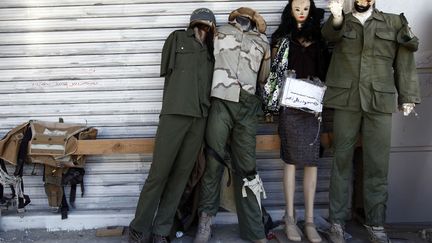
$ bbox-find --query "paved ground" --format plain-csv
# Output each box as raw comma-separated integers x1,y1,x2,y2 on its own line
0,221,429,243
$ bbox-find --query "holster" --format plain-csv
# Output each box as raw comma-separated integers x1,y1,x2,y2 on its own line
44,165,64,208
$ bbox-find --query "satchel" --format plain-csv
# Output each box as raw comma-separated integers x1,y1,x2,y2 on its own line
28,120,97,168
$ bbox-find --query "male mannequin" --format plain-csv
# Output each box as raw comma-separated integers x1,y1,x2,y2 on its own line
322,0,420,242
128,8,216,243
193,7,271,243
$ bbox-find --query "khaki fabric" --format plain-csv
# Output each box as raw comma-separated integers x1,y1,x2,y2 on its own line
0,122,29,165
44,165,64,207
28,121,97,168
211,23,270,103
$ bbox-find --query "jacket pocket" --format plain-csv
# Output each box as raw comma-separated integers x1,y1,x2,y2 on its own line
323,81,352,106
374,30,397,59
175,46,196,69
340,30,360,54
371,82,397,113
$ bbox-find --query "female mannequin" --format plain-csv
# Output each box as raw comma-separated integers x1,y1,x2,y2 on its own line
265,0,327,242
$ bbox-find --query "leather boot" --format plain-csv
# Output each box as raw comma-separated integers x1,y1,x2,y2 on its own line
328,223,346,243
193,212,213,243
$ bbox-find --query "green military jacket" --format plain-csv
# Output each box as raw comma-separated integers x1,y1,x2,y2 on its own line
160,28,214,117
322,9,421,114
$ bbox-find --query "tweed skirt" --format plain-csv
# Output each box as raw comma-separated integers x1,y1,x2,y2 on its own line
278,107,320,167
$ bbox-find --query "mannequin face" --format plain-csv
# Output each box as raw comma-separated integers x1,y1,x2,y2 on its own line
354,0,375,13
291,0,311,24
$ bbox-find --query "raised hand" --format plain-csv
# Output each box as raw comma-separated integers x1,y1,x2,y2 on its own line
329,0,344,17
328,0,344,26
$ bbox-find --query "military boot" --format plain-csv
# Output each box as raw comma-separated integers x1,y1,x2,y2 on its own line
152,234,170,243
328,223,346,243
193,212,213,243
128,227,151,243
364,225,391,243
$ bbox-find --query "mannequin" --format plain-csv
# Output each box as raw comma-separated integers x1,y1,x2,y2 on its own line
194,7,271,243
128,8,216,243
264,0,327,242
323,0,420,242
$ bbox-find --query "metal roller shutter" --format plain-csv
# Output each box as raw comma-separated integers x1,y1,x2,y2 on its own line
0,0,331,231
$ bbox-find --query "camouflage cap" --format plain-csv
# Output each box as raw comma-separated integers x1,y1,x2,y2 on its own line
189,8,216,31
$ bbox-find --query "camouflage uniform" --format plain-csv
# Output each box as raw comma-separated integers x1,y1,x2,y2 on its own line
198,14,271,241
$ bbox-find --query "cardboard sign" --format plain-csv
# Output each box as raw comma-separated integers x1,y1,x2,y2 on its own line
280,77,326,113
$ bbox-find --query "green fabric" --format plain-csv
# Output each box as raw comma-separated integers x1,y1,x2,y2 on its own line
199,90,266,241
322,9,421,114
329,110,392,226
130,115,206,236
160,28,214,118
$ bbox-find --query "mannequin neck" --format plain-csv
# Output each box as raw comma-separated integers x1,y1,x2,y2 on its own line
353,6,373,25
236,16,253,32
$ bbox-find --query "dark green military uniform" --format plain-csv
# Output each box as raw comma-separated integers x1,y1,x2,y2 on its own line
130,28,214,236
322,10,421,226
199,90,265,241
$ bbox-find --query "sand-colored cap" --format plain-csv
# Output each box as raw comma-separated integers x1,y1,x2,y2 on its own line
228,7,267,34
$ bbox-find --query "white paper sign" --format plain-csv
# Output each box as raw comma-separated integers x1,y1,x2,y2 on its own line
280,77,326,113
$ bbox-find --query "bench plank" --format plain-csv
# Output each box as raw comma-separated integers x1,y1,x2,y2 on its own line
75,135,281,155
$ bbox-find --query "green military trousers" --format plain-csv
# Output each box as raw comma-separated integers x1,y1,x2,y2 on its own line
329,109,392,226
199,90,266,241
130,114,206,236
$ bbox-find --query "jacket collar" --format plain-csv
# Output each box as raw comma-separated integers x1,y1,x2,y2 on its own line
186,27,195,36
229,21,260,36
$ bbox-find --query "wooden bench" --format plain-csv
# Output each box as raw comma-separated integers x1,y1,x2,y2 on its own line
74,135,282,155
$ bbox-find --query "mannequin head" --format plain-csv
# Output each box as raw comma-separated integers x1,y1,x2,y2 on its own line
354,0,375,13
189,8,216,54
189,8,216,33
271,0,323,45
292,0,311,25
235,15,254,32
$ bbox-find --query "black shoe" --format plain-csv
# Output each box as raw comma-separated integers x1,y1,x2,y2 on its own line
128,227,151,243
152,234,170,243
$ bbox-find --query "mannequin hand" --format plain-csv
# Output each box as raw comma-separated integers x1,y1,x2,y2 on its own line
400,103,416,116
329,0,344,26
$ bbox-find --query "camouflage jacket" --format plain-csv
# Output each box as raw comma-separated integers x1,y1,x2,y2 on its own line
211,23,271,102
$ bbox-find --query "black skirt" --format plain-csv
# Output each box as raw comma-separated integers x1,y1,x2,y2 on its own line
278,107,320,167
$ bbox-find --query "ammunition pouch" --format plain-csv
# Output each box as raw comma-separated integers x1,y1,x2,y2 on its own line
0,120,97,218
28,121,97,168
44,165,64,208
